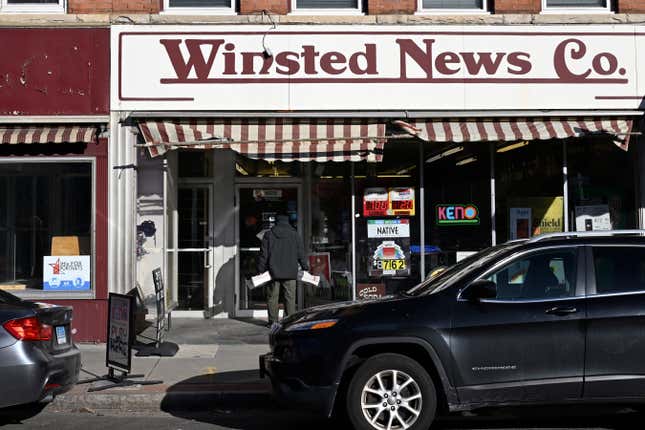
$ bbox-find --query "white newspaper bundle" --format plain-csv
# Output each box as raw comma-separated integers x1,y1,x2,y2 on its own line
298,270,320,287
250,271,272,289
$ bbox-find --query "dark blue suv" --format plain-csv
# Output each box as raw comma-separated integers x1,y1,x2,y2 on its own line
260,231,645,430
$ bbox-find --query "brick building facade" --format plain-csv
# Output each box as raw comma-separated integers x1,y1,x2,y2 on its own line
0,0,644,15
1,0,644,341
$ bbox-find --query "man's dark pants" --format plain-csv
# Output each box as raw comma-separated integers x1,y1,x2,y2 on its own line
267,279,296,323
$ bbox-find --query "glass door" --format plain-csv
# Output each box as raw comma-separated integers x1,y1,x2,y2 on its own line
235,183,301,317
177,184,214,312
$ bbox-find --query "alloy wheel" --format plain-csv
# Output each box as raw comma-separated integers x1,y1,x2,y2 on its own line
360,369,422,430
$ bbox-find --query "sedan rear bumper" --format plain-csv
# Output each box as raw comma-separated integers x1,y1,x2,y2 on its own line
0,341,81,408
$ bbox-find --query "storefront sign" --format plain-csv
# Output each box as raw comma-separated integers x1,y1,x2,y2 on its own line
364,187,415,217
106,293,134,373
575,205,611,231
114,25,645,111
253,189,282,201
367,219,411,277
43,256,91,291
436,204,479,225
509,197,564,236
356,283,386,300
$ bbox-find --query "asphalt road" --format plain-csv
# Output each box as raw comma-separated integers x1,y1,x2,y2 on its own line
0,404,643,430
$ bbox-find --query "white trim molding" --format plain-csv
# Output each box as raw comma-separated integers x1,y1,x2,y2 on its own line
162,0,237,15
541,0,612,14
0,0,65,13
289,0,363,15
415,0,488,15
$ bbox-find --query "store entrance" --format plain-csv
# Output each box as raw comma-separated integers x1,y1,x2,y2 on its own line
176,184,214,313
235,182,302,318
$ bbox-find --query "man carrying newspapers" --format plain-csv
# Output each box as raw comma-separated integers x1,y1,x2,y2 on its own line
257,214,309,328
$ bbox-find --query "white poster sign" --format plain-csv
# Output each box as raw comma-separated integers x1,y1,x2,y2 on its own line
367,219,411,238
43,255,91,291
113,25,645,111
575,205,612,231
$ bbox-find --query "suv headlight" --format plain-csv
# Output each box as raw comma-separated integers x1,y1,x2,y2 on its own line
284,319,339,332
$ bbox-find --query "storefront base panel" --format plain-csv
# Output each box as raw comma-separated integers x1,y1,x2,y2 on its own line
45,299,108,343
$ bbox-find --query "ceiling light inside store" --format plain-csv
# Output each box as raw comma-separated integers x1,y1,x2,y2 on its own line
426,146,464,163
235,163,249,175
377,174,412,178
455,157,477,166
396,165,417,175
497,141,529,153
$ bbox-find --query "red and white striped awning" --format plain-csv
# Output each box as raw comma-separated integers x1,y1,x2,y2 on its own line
138,119,387,162
395,117,634,150
0,126,98,145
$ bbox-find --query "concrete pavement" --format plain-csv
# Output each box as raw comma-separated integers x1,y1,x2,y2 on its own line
51,318,273,414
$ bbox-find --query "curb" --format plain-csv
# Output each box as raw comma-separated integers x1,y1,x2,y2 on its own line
51,385,272,413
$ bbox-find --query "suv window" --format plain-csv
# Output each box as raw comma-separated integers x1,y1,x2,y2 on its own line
593,246,645,295
485,249,578,300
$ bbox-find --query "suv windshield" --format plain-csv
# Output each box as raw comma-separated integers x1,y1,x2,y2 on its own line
0,290,22,305
405,243,519,296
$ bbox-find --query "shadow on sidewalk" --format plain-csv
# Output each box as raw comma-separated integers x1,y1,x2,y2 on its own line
159,369,335,430
0,403,46,425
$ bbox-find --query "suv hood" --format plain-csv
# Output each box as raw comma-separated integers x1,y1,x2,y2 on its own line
281,294,404,327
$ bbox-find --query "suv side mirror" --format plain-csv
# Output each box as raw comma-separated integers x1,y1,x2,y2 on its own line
463,279,497,301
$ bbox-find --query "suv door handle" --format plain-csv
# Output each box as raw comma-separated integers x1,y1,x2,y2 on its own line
545,306,578,316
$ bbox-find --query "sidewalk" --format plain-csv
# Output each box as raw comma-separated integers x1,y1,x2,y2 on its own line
51,318,273,414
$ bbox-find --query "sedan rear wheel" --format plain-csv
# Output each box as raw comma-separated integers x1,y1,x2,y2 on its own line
346,353,436,430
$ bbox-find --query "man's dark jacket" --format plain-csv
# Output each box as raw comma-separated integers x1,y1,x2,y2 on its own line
258,216,309,280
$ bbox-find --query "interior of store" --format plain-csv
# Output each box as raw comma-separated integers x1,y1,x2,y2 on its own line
170,131,637,311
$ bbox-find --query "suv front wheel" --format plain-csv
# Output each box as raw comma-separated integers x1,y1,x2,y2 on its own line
346,353,437,430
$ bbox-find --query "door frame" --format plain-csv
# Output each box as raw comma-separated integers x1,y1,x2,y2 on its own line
234,178,304,318
172,181,215,318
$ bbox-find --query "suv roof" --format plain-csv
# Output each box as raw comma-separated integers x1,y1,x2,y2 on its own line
509,230,645,249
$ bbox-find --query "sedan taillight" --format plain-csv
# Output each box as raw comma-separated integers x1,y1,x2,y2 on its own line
3,316,52,341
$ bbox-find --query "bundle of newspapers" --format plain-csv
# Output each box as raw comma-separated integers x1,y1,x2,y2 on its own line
249,270,320,289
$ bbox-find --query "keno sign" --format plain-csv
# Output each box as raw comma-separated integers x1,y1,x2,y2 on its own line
113,25,645,111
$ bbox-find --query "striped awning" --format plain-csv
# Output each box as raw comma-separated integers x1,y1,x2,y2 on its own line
394,117,635,150
0,126,98,145
138,119,387,162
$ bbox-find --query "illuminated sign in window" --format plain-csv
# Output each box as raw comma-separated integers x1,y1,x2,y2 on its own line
436,204,480,225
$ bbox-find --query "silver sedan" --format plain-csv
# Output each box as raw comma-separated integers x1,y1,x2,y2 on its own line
0,290,81,408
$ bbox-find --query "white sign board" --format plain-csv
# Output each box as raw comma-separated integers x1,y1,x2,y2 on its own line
113,25,645,111
575,205,612,231
367,219,411,238
43,255,91,291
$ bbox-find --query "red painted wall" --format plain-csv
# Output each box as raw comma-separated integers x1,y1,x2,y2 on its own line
1,138,109,342
0,28,109,116
0,29,110,341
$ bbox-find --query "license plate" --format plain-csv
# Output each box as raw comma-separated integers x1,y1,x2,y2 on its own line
55,326,67,345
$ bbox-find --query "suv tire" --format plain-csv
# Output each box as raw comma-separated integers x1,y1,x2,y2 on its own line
346,353,437,430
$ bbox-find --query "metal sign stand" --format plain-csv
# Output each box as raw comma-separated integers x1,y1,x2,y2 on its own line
134,268,179,357
78,293,163,391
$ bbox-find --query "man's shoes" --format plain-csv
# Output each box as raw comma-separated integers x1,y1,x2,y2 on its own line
265,322,275,328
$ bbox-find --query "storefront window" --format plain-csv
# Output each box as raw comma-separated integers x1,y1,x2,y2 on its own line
495,139,563,243
424,142,492,272
354,141,422,296
0,161,93,295
306,162,353,307
567,137,637,231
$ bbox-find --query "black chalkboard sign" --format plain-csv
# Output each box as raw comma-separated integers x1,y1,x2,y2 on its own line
106,293,135,373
